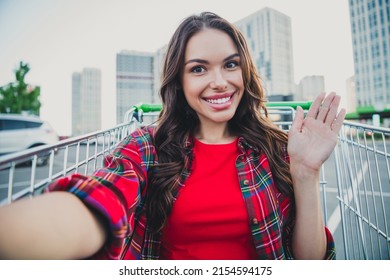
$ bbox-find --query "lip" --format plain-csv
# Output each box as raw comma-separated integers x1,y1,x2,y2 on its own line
202,92,234,100
202,92,235,110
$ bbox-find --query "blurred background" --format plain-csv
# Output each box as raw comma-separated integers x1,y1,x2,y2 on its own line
0,0,388,139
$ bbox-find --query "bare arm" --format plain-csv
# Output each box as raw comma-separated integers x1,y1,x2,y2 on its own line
0,192,107,259
289,165,326,259
288,92,345,259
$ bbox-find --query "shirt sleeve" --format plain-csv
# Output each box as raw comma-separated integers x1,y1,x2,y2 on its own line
323,227,336,259
44,130,148,259
282,220,336,259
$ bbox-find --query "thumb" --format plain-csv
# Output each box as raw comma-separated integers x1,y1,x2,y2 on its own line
290,106,304,133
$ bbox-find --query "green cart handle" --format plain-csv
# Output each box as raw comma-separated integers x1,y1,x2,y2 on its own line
265,101,313,110
133,103,162,113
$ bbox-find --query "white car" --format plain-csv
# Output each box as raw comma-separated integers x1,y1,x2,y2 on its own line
0,114,59,165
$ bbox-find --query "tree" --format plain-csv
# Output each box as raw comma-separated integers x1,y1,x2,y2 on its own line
0,61,41,115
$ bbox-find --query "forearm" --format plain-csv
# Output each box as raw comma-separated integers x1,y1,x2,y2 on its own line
0,192,107,259
290,166,327,259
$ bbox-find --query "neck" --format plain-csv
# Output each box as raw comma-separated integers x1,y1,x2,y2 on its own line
195,122,236,144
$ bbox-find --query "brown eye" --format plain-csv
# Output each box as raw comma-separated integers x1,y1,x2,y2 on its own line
191,66,206,73
225,61,239,69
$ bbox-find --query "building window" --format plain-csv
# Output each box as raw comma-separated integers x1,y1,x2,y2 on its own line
246,23,252,38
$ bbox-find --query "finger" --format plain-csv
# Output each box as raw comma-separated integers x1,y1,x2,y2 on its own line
306,92,326,119
290,106,304,133
331,108,346,133
324,94,341,126
316,92,336,122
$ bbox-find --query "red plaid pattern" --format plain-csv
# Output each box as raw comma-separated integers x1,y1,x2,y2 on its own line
47,127,336,259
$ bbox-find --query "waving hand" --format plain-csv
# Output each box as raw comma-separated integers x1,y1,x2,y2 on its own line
288,92,346,173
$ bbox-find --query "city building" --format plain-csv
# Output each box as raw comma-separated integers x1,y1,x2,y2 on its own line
235,7,295,101
116,50,154,124
348,0,390,112
153,45,167,104
297,75,325,101
346,75,358,114
72,68,102,136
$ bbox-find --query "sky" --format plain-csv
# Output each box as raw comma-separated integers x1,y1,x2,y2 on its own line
0,0,354,136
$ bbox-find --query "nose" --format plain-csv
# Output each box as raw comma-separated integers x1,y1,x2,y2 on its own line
210,69,228,90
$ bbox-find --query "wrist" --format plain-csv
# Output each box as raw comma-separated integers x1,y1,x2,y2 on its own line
290,162,320,182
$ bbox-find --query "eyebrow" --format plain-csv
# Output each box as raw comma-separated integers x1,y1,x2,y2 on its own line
184,53,240,65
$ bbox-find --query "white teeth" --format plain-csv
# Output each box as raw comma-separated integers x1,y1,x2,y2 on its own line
206,97,231,104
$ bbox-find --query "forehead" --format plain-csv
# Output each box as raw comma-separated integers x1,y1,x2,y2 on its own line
184,28,238,60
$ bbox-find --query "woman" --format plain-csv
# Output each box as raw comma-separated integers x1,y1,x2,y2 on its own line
0,12,345,260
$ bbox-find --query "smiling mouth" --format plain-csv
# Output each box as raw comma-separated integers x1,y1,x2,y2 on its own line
205,96,232,104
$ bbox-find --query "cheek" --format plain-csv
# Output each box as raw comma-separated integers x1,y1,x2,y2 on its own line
227,71,244,89
182,78,206,99
236,73,244,89
236,78,244,91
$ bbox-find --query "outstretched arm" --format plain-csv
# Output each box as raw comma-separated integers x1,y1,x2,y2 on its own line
288,92,346,259
0,192,107,259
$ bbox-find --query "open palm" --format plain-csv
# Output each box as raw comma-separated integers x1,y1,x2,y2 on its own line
288,92,346,172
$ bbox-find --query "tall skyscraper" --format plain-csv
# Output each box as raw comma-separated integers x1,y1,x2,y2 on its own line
116,50,154,124
297,75,325,101
72,73,82,136
348,0,390,109
346,75,358,114
72,68,102,136
153,45,167,104
235,8,295,100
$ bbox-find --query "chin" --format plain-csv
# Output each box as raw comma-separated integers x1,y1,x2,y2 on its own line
211,112,236,123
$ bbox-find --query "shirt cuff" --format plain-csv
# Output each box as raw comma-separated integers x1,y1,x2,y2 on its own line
324,226,336,260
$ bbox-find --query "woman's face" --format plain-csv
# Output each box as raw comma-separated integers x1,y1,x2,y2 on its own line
181,28,244,128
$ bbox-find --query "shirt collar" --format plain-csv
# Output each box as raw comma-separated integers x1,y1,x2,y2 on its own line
237,136,259,153
184,134,258,153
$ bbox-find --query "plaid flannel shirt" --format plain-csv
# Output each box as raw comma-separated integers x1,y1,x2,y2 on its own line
47,126,336,260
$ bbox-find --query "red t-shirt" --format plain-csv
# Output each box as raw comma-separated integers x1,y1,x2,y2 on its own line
160,138,258,260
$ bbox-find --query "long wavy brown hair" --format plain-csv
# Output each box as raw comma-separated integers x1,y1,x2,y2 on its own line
147,12,294,233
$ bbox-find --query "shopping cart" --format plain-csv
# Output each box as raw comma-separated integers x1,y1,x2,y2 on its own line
332,121,390,259
0,102,389,260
